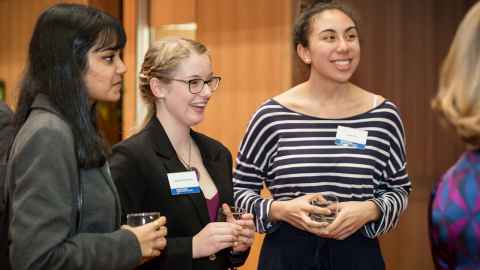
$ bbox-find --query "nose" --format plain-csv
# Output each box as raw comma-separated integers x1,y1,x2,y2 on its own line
116,57,127,75
199,82,213,97
336,38,349,52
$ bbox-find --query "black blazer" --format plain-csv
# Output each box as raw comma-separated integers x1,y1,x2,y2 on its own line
110,117,248,270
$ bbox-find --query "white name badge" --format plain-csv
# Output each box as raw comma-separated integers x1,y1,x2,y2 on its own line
335,125,368,149
167,171,201,195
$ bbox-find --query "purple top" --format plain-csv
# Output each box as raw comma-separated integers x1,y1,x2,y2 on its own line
429,150,480,269
206,193,219,222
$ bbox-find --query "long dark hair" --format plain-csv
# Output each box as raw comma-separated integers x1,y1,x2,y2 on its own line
13,3,126,168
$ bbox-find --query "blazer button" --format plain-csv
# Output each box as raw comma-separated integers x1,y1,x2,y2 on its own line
209,254,216,261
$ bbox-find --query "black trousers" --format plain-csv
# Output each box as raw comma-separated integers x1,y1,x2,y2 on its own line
258,223,385,270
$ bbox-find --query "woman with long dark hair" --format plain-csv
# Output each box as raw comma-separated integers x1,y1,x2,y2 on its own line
5,4,166,270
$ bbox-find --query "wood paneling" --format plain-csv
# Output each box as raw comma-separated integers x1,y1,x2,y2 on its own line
150,0,196,26
195,0,293,155
195,1,293,269
121,0,138,138
296,1,471,269
0,0,123,144
0,0,87,108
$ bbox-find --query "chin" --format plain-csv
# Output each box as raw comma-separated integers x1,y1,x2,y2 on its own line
188,116,204,127
105,92,121,102
332,72,354,83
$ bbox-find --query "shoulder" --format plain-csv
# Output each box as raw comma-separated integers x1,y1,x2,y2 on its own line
371,100,405,124
0,102,13,127
194,131,231,157
16,109,73,147
246,98,294,129
112,130,151,157
10,110,76,167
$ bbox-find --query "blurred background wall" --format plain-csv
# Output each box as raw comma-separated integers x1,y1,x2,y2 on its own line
1,0,478,269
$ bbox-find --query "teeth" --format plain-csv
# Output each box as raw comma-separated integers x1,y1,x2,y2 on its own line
334,60,350,65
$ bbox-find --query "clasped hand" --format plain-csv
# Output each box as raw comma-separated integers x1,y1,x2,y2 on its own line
192,203,255,258
270,194,379,240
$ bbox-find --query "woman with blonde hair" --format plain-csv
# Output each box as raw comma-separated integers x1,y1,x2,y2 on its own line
110,37,255,270
430,2,480,269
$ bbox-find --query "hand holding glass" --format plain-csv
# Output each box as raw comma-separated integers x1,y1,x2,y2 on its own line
309,195,339,224
217,205,246,222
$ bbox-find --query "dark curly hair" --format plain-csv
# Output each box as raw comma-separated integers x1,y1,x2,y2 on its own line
293,0,359,48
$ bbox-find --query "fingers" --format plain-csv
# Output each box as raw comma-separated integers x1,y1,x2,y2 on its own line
234,216,254,228
155,216,167,226
308,204,331,216
221,203,236,223
155,236,167,250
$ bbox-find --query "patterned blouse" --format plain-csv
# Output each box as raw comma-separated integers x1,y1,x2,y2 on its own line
430,150,480,270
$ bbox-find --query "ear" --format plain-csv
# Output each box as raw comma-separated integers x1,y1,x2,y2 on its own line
297,43,311,64
149,77,168,98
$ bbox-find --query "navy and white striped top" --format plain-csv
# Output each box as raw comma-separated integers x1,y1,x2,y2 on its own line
233,99,411,238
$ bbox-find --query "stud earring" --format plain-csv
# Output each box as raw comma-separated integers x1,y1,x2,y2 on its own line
305,58,311,64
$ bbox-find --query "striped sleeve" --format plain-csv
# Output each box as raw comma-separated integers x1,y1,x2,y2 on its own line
363,103,412,238
233,103,278,233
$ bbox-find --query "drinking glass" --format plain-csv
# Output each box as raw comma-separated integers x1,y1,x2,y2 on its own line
217,206,246,222
309,194,339,224
126,212,161,227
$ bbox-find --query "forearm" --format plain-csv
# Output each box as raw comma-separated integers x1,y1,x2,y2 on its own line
11,230,140,270
363,188,409,238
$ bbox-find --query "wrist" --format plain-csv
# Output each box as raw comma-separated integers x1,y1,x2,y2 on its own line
269,200,286,222
192,235,200,259
365,200,380,222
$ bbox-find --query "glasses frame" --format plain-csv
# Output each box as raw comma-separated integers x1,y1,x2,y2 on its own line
162,76,222,94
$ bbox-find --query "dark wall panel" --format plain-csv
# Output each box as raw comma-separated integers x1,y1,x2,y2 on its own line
293,1,472,269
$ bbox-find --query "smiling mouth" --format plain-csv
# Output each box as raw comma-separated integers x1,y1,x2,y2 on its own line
331,59,353,70
191,102,208,109
332,59,351,64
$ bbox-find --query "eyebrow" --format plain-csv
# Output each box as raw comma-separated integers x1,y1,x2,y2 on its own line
95,47,118,53
185,72,214,79
319,26,358,34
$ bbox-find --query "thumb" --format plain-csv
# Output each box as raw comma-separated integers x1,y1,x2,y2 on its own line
222,203,235,223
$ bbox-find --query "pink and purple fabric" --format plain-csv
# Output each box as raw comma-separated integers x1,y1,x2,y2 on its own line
429,150,480,270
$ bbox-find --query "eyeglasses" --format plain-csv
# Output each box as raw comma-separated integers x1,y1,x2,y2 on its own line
166,76,221,94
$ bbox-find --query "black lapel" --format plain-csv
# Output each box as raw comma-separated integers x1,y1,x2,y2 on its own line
147,118,211,226
191,131,233,211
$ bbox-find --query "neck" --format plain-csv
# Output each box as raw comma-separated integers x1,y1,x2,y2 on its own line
304,76,353,104
155,108,190,150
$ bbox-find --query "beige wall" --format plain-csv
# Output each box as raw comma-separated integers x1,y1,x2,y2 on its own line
0,0,123,109
0,0,87,108
196,1,292,269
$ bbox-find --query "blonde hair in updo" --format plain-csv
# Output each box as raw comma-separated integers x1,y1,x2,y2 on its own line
432,2,480,148
138,37,208,130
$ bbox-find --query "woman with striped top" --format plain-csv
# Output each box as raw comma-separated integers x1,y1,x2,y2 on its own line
233,1,411,269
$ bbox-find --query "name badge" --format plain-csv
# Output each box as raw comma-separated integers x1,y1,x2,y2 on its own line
167,171,201,195
335,126,368,149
